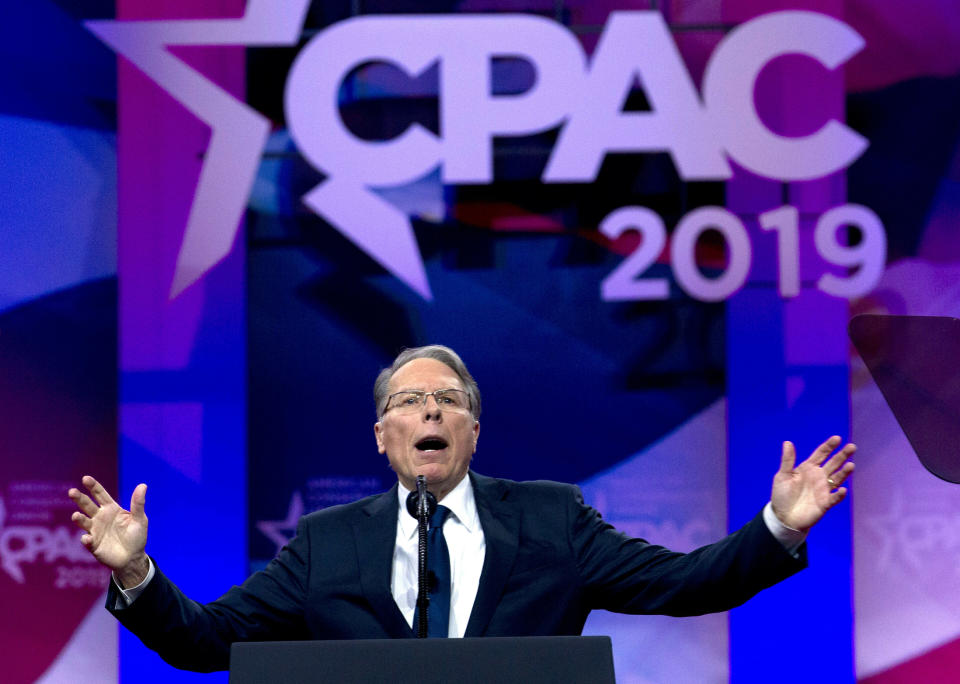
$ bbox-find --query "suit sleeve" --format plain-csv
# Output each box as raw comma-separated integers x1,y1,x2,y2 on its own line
567,485,806,616
106,517,313,672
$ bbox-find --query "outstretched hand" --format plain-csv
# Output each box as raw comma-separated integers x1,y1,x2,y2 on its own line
68,476,150,587
771,436,855,533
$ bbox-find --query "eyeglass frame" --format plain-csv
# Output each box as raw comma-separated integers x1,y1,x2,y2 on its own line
383,388,472,414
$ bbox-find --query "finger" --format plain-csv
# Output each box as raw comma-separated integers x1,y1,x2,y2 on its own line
82,475,117,507
71,511,93,533
808,436,842,466
130,483,147,520
779,441,796,473
827,462,855,488
80,534,93,548
824,443,856,474
68,488,100,518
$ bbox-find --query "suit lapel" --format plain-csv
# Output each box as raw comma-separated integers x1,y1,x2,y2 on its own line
354,485,414,638
465,472,519,637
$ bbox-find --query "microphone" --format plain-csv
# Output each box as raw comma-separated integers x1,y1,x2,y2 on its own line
406,476,435,638
405,477,437,520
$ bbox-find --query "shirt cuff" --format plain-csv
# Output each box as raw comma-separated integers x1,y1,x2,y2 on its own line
113,557,156,607
762,501,806,557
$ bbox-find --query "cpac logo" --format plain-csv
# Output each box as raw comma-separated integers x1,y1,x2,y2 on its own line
0,496,96,583
88,4,866,299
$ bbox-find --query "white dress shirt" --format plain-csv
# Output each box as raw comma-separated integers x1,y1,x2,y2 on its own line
393,475,486,638
762,501,806,556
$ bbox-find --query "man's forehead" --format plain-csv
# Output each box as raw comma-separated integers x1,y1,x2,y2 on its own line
389,358,463,391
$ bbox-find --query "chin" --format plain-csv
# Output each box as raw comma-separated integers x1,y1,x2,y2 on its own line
418,466,450,484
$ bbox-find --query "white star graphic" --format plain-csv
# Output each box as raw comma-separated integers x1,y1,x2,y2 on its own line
86,3,434,300
85,2,311,298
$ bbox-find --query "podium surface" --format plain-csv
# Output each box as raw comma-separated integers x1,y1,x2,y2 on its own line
230,635,615,684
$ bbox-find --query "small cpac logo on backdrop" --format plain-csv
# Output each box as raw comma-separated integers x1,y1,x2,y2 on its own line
0,494,103,586
87,4,871,301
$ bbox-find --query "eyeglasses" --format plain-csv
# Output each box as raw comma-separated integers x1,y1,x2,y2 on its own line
384,389,471,414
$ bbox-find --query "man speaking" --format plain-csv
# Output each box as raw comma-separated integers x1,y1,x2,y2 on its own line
68,345,855,672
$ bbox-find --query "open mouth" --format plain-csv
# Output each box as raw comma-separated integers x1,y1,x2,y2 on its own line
416,437,448,452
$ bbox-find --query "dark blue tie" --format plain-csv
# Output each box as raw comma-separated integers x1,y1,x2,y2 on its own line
413,504,451,638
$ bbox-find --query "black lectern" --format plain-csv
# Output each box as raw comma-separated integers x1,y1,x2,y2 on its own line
229,636,615,684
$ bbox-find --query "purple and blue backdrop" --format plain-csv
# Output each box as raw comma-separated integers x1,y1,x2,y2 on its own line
4,1,960,682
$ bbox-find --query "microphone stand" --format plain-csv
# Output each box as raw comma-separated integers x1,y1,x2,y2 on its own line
406,475,436,638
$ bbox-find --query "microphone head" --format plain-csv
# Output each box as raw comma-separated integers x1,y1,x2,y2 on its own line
406,488,437,520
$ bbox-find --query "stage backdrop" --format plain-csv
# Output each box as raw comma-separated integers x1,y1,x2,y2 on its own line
1,2,118,682
6,1,960,683
247,2,859,682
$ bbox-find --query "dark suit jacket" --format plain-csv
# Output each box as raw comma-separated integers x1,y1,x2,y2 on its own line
108,471,805,671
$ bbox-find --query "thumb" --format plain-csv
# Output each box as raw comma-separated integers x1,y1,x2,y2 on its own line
779,441,796,474
130,483,148,519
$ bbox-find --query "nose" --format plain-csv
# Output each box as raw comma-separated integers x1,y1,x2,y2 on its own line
422,393,442,420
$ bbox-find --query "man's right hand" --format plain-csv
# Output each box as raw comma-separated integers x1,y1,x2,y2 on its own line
68,476,149,588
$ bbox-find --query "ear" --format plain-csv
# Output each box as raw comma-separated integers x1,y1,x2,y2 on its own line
374,421,385,454
472,421,480,452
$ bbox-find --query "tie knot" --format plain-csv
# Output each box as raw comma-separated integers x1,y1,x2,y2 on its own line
430,505,450,530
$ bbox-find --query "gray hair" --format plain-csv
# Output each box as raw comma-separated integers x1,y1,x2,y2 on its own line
374,345,481,419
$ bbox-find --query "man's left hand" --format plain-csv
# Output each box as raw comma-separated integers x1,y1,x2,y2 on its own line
771,436,856,533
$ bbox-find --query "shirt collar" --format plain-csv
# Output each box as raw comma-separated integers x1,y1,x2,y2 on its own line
396,473,478,539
